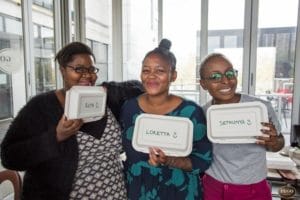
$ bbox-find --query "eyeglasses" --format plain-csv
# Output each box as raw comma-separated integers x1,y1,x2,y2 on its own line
203,69,238,83
66,65,99,74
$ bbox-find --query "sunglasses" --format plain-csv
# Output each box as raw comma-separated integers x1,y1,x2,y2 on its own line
66,65,99,74
203,69,238,83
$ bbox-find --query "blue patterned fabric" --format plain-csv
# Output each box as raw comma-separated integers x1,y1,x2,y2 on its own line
120,97,212,200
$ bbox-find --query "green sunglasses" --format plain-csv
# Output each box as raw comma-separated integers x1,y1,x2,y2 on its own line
204,69,238,83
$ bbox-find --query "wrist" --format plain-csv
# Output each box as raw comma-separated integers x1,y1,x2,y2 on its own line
166,157,175,166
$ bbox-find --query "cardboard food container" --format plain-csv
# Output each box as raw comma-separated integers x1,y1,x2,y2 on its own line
207,101,268,143
132,113,193,157
64,86,106,123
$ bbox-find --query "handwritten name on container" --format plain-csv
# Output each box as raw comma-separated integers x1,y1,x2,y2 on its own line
145,130,178,139
84,102,99,109
146,130,170,136
219,119,252,126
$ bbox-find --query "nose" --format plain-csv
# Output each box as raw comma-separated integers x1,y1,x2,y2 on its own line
147,70,157,78
82,72,93,77
220,75,230,83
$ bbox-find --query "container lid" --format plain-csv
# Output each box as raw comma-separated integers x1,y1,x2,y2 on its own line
132,113,193,157
207,101,268,143
64,86,107,123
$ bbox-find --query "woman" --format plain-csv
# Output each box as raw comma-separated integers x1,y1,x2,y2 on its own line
199,53,284,200
120,39,212,200
1,42,143,200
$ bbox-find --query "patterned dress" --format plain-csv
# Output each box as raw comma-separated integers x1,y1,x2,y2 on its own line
69,108,127,200
120,97,212,200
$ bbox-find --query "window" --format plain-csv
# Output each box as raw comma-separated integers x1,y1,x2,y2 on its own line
85,0,111,82
163,0,201,102
208,0,245,91
88,40,108,84
255,0,298,133
32,0,56,94
122,0,158,80
0,0,26,119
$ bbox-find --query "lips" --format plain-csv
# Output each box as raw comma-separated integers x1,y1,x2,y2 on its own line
218,87,234,95
78,81,93,86
145,81,159,88
219,88,231,93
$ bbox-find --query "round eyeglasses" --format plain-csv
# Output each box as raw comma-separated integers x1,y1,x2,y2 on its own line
203,69,238,83
66,65,99,74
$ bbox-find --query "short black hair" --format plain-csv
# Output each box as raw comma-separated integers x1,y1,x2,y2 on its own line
143,38,177,70
199,53,232,79
55,42,96,67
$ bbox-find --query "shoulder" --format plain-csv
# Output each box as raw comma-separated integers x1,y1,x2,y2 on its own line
22,91,56,112
123,96,139,107
101,80,144,94
202,101,212,114
240,93,272,108
9,91,57,128
120,96,140,117
181,98,203,111
175,98,206,119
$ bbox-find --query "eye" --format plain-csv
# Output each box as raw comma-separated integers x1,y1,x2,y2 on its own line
225,70,237,79
209,72,222,80
142,68,150,74
74,66,87,73
89,66,99,73
156,68,166,74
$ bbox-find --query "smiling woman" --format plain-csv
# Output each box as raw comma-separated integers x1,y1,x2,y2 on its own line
120,39,212,200
0,41,144,200
199,52,284,200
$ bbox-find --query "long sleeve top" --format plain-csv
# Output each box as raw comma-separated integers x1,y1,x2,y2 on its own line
0,80,144,200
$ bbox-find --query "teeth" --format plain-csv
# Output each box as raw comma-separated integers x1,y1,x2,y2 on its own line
220,88,231,93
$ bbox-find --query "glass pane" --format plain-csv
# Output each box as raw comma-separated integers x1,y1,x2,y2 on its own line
33,0,53,9
32,0,56,94
89,40,108,84
5,18,22,35
0,0,25,119
256,0,298,134
208,0,245,92
122,0,158,80
163,0,201,103
85,0,111,83
0,16,3,32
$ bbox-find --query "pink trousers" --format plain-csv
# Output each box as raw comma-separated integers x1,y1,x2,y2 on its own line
202,174,272,200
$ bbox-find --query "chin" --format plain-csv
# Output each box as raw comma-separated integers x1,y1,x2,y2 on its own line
215,96,235,104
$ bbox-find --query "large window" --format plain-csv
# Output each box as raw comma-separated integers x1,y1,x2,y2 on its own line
32,0,56,94
163,0,201,102
85,0,111,83
122,0,158,80
0,0,25,119
207,0,245,91
255,0,298,133
159,0,299,138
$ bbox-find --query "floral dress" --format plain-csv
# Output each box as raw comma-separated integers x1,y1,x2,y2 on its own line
120,97,212,200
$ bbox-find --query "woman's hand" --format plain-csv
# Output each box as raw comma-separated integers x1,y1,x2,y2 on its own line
148,147,192,171
256,122,284,152
56,115,84,142
148,147,167,166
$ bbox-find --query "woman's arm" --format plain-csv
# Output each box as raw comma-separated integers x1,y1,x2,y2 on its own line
101,80,144,121
0,95,62,171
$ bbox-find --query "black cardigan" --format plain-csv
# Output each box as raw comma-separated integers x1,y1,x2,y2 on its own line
0,81,143,200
